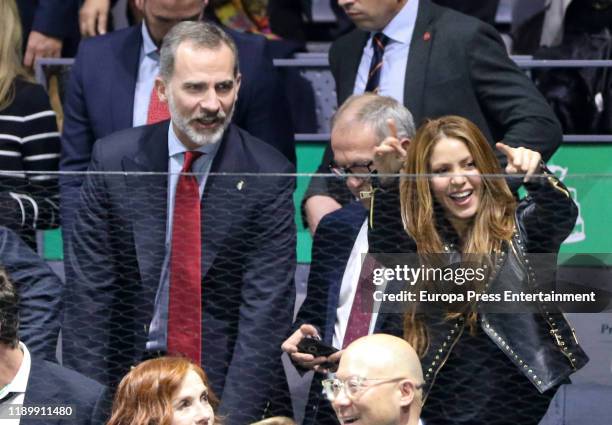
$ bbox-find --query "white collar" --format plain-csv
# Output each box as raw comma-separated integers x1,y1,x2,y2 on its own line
377,0,420,45
0,342,31,397
141,21,159,58
167,123,220,159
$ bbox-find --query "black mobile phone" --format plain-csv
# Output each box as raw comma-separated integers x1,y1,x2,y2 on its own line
297,337,339,357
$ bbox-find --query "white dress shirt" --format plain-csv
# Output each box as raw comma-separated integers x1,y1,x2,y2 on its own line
0,342,32,425
353,0,420,103
333,218,380,349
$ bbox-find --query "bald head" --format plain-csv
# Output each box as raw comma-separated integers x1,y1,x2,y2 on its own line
341,334,423,383
332,334,423,425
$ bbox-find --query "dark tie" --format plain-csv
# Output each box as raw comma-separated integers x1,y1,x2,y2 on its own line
364,32,390,93
146,85,170,124
168,151,203,364
343,255,377,349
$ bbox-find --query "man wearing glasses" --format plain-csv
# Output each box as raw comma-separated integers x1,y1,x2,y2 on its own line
324,334,424,425
283,93,415,425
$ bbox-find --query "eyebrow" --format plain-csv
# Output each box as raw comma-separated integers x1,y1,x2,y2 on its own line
431,155,473,167
174,395,192,406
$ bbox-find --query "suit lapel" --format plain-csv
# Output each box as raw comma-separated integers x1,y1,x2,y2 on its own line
338,31,369,105
122,122,169,287
23,360,61,425
200,125,244,278
111,26,141,131
404,0,435,124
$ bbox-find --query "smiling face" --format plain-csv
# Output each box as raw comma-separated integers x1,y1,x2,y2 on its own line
429,137,482,223
158,40,240,149
171,369,214,425
330,335,422,425
332,364,403,425
337,0,408,31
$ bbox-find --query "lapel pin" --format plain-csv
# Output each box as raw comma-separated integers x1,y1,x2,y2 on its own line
236,180,245,191
423,31,431,41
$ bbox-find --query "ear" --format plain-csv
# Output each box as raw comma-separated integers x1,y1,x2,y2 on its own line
155,77,168,104
398,380,416,408
234,72,242,101
235,72,242,93
400,138,411,150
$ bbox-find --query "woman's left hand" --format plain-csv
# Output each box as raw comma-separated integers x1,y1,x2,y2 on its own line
496,142,542,182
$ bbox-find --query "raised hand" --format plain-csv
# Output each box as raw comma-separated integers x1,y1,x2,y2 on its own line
373,119,410,177
496,142,542,182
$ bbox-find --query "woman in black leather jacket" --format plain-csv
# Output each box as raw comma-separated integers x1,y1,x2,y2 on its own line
369,115,588,425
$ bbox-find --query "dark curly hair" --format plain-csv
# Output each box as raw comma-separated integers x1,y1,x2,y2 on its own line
0,267,19,348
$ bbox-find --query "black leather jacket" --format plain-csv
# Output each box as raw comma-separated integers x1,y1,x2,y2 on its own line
369,171,588,397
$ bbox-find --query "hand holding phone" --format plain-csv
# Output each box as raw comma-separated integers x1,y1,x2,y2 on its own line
282,324,340,371
297,337,339,357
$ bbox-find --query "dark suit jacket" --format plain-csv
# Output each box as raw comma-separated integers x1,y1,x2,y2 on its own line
306,0,562,204
16,0,80,57
295,202,401,425
296,202,368,344
62,122,296,424
22,357,108,425
297,202,365,425
0,227,61,361
60,24,295,237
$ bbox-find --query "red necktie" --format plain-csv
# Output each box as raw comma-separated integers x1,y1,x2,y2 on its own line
343,255,377,349
168,151,203,363
146,85,170,124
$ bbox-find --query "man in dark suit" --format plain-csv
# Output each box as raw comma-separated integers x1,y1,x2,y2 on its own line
62,21,296,424
0,269,108,425
0,226,61,362
283,93,414,425
16,0,80,66
60,0,295,238
303,0,562,233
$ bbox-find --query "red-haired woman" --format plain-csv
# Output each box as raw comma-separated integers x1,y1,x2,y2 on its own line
370,115,588,425
107,357,220,425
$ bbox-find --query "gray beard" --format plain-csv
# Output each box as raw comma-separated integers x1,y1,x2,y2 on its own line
167,93,235,147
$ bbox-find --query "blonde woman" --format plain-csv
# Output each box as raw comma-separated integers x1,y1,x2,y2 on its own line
0,0,60,249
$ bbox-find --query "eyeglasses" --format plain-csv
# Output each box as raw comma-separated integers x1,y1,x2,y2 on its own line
321,375,424,401
328,161,376,179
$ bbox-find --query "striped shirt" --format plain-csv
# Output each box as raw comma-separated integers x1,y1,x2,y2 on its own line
0,78,60,248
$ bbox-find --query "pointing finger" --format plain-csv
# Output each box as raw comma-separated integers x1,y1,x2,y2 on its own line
387,118,398,139
495,142,514,159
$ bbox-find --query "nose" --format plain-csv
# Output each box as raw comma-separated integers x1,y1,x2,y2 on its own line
450,172,467,186
194,401,212,424
332,387,352,411
338,0,352,8
198,89,221,114
346,175,363,189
